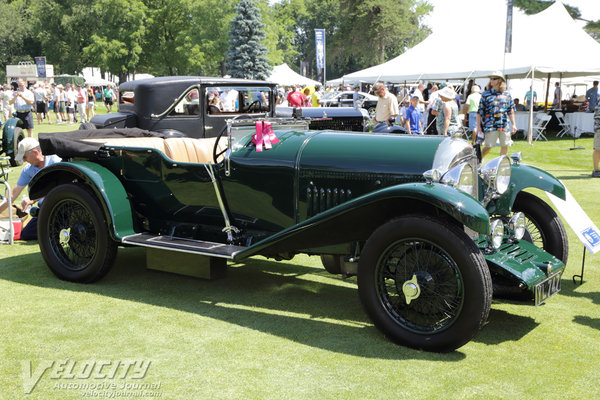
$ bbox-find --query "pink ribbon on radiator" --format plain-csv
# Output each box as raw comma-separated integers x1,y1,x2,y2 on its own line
252,121,279,152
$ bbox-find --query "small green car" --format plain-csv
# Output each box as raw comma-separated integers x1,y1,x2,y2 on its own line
30,113,568,353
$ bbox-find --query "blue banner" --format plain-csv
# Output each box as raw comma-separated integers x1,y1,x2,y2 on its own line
35,56,47,78
314,29,325,70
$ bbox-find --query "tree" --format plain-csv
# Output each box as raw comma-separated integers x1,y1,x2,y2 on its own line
226,0,271,80
0,0,37,81
514,0,580,19
83,0,147,83
141,0,206,76
32,0,94,74
188,0,236,76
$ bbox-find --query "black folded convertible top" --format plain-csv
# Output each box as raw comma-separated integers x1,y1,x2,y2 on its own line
39,128,169,159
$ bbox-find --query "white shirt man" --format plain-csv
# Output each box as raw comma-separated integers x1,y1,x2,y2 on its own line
372,82,399,124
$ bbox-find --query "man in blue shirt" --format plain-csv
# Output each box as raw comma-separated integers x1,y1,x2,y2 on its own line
404,95,422,135
477,71,517,157
586,81,599,111
0,137,61,240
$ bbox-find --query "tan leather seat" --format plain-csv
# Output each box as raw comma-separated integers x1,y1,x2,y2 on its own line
164,137,224,164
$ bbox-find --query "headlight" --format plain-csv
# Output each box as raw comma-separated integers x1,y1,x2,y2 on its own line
490,219,504,249
508,212,526,240
480,156,511,195
440,163,474,195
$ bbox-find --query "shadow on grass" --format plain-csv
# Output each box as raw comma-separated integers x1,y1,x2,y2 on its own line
0,248,470,360
473,308,538,345
0,247,540,359
559,281,600,305
573,316,600,331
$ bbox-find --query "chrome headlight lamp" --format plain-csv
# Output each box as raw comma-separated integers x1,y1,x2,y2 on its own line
440,163,474,195
480,156,511,203
489,219,505,249
508,212,526,240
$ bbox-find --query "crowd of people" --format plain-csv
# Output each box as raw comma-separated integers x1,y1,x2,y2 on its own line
0,79,117,135
370,71,517,158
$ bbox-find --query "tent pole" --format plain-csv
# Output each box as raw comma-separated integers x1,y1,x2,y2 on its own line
528,67,534,144
544,73,551,111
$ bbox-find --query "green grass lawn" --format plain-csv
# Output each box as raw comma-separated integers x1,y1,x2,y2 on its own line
1,121,599,399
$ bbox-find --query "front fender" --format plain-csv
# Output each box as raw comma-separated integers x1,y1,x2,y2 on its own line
234,182,490,260
1,117,23,155
29,161,136,240
492,163,566,215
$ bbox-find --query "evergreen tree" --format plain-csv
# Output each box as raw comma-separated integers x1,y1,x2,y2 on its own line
226,0,271,80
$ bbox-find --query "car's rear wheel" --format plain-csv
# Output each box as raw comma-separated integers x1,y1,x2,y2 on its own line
512,191,568,264
358,215,492,352
38,183,117,283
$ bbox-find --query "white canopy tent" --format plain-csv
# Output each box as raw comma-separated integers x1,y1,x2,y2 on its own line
340,1,600,84
267,64,320,87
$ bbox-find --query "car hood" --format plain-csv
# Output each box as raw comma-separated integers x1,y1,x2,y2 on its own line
232,130,445,178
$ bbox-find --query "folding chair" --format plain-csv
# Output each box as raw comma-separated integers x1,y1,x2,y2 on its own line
555,111,572,137
532,114,551,141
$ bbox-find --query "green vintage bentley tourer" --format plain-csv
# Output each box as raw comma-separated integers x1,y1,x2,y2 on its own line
30,117,568,352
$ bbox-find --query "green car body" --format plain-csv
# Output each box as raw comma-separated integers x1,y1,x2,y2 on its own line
29,111,569,352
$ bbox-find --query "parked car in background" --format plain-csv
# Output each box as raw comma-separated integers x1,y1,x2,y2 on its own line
31,114,569,352
321,91,378,117
88,76,369,135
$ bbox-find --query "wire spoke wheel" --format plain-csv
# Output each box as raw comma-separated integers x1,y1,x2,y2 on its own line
358,216,491,352
38,183,117,283
376,239,463,334
511,191,569,264
48,199,97,271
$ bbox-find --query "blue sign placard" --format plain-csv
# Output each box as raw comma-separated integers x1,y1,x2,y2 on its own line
581,227,600,247
314,29,325,70
35,56,47,78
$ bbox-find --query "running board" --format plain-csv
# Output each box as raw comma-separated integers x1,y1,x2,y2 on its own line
121,233,245,259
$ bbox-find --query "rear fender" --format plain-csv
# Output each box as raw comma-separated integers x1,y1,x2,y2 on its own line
1,117,23,155
28,161,136,240
234,182,490,260
491,163,566,215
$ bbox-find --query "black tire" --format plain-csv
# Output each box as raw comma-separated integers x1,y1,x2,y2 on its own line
320,255,342,274
79,122,97,130
38,183,118,283
358,216,492,352
512,191,569,265
9,127,25,167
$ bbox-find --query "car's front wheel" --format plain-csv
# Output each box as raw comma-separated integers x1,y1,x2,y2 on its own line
358,215,492,352
511,191,568,264
38,183,117,283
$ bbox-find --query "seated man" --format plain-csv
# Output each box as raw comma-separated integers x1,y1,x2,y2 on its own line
514,98,526,111
0,138,62,240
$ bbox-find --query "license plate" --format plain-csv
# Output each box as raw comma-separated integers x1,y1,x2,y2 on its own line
535,271,563,306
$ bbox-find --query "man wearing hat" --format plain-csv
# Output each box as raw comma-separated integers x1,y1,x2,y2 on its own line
372,81,399,128
0,138,62,240
477,71,517,157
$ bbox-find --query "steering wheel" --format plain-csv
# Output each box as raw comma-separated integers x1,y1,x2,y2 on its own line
212,114,252,164
213,125,229,164
244,100,262,113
